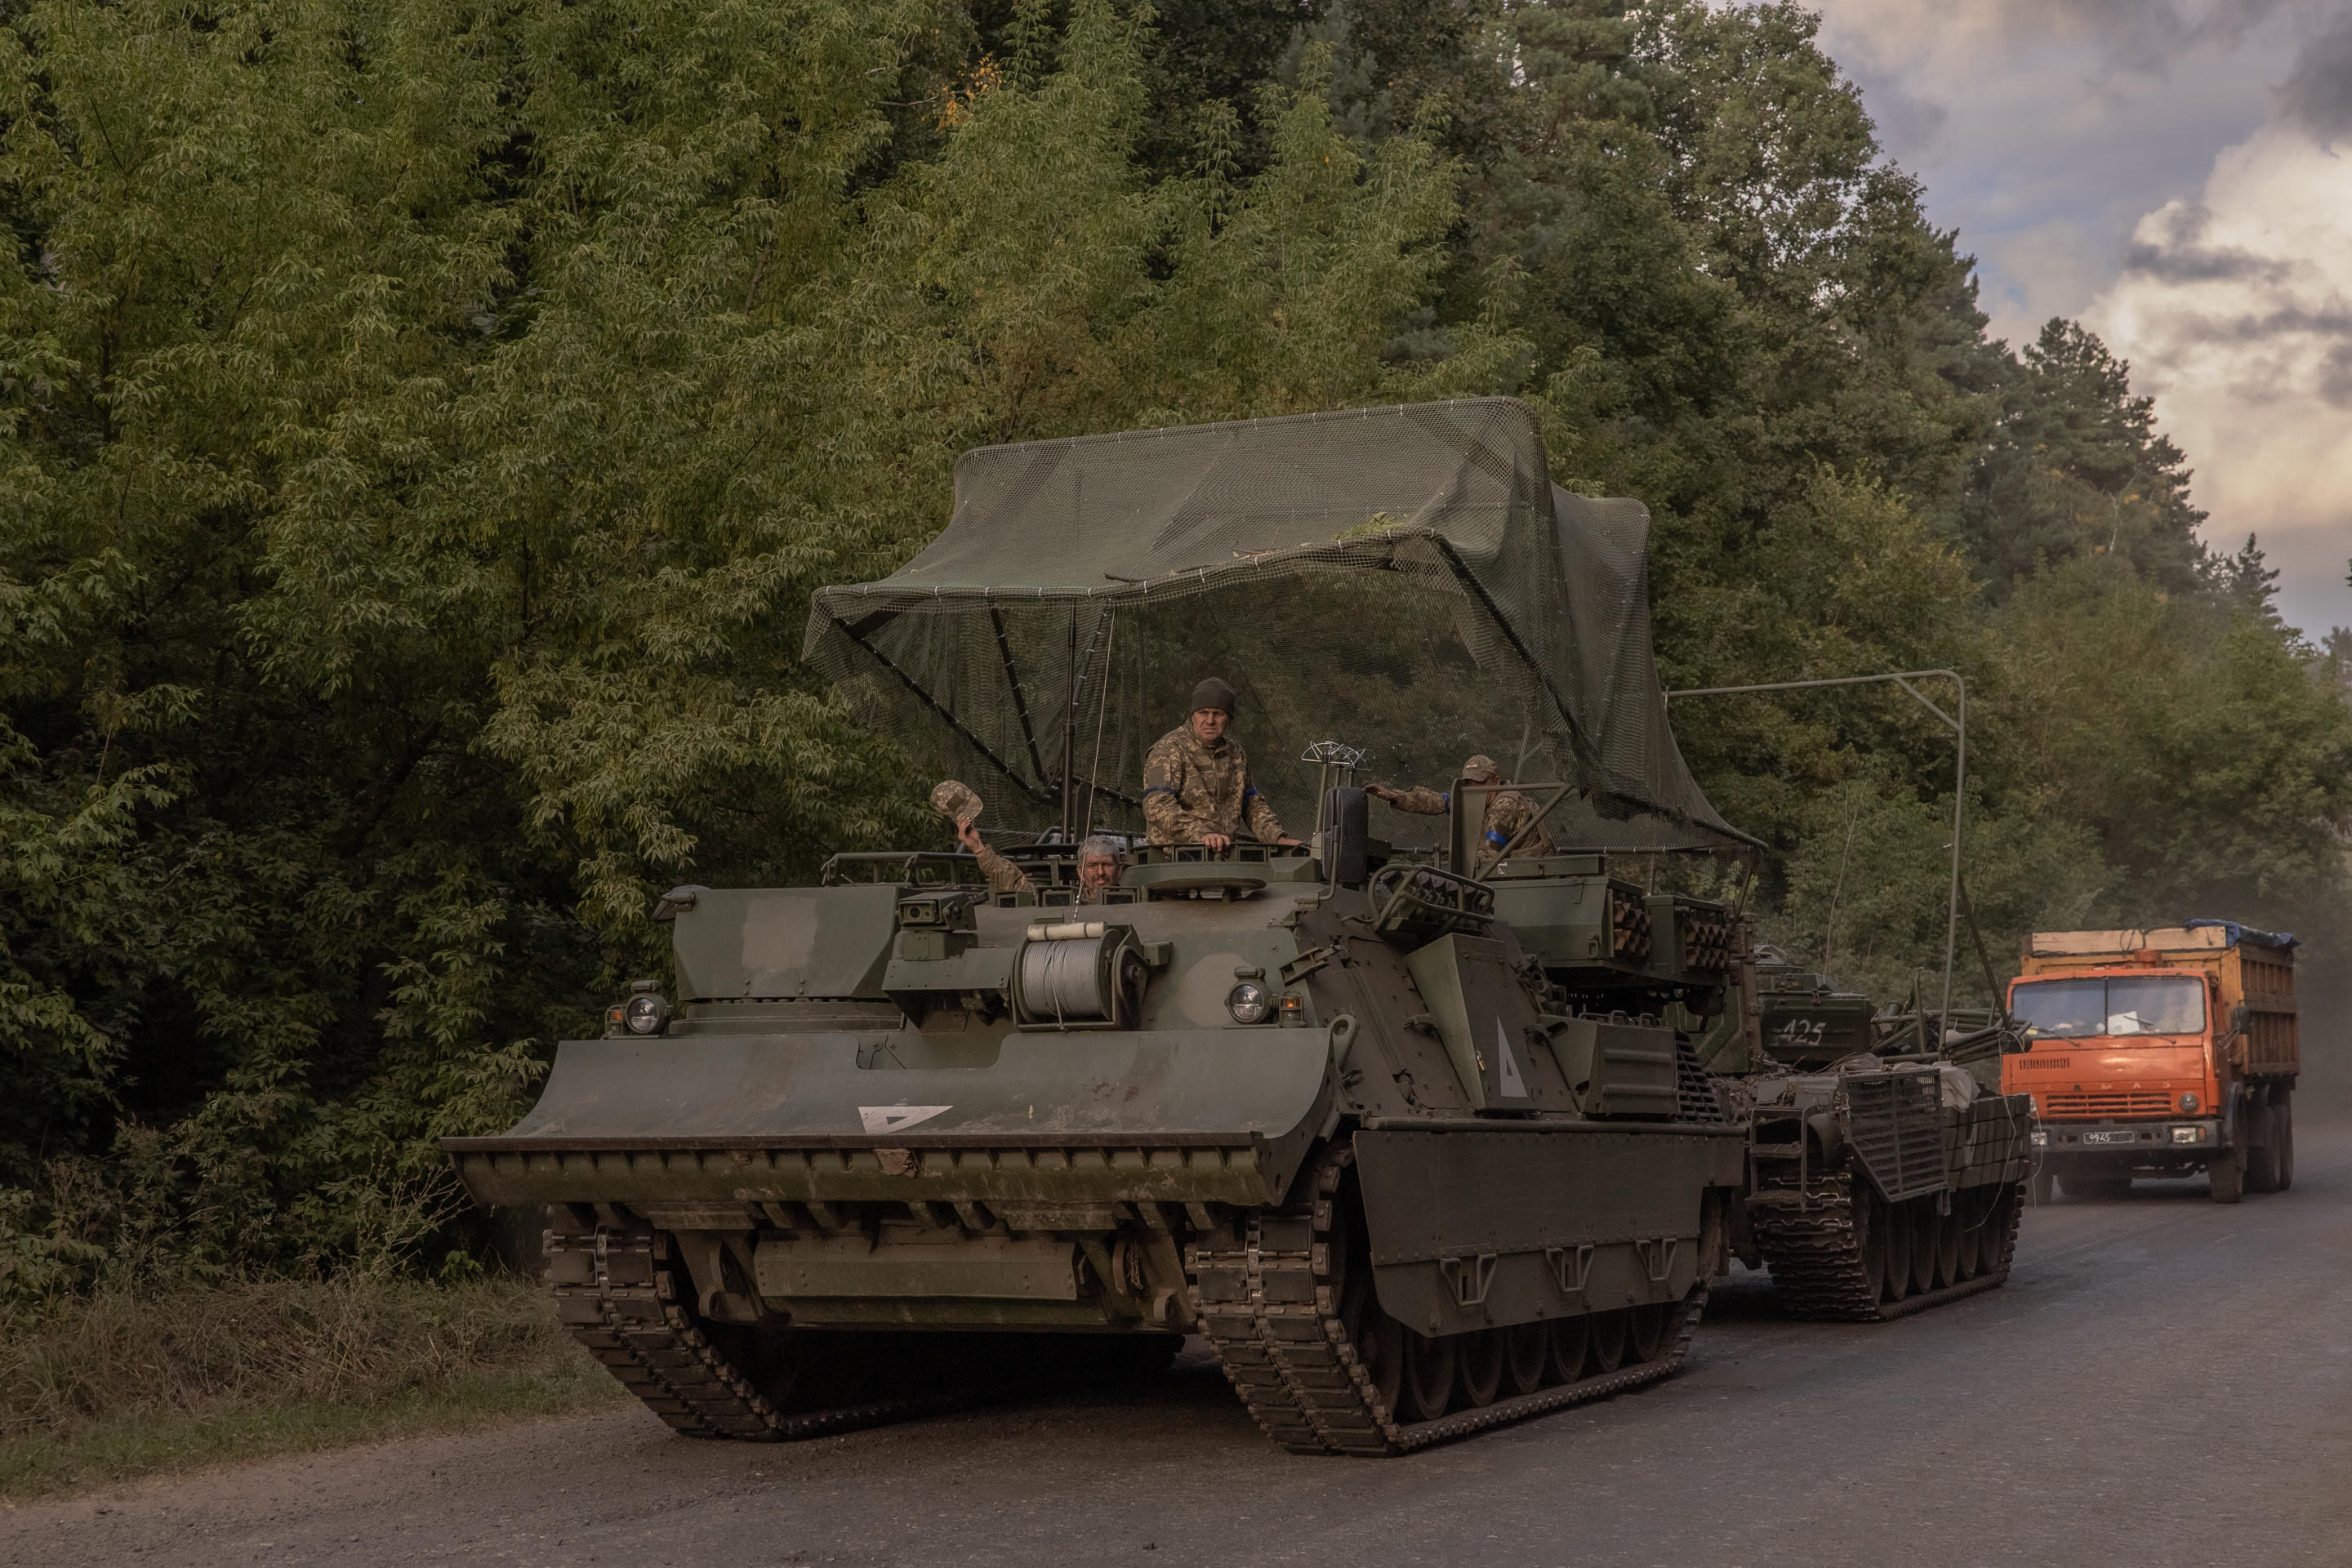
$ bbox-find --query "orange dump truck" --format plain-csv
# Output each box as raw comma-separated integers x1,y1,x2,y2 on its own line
2002,924,2298,1205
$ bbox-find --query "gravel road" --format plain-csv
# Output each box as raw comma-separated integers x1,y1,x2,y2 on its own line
9,1123,2349,1568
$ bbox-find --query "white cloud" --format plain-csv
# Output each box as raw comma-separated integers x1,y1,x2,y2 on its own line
2085,127,2352,637
1806,0,2324,342
1795,0,2352,634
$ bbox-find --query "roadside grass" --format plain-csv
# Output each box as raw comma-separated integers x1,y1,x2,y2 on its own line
0,1274,625,1502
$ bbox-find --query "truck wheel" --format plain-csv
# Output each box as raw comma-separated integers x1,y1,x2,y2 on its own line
2207,1149,2243,1205
2244,1098,2280,1194
2276,1094,2295,1191
2029,1169,2055,1207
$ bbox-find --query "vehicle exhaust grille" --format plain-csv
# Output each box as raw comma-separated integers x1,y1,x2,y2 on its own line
1673,1036,1730,1122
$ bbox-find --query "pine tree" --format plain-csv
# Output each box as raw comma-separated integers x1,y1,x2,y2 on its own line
2212,534,2285,630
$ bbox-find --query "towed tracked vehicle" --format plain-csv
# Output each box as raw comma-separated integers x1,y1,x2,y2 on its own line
444,398,1768,1454
1698,947,2035,1320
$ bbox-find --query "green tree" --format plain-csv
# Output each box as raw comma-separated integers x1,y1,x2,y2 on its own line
1995,558,2352,915
1953,319,2208,597
0,0,1472,1295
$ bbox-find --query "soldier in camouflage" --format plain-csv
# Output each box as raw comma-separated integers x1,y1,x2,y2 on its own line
931,779,1124,901
957,823,1124,902
1141,678,1298,851
1368,754,1556,873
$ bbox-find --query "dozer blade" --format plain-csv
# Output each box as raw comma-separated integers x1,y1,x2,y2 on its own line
443,1028,1334,1213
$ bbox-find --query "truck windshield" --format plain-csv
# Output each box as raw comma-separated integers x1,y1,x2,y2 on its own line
2011,976,2207,1038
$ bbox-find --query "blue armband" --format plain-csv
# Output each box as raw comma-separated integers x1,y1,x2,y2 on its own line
1484,828,1510,847
1143,785,1175,799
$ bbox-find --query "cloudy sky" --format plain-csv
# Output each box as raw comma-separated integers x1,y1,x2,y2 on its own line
1804,0,2352,640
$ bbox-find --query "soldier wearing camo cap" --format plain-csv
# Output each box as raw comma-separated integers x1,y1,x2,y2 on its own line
932,779,1124,901
1368,753,1556,874
1141,678,1298,852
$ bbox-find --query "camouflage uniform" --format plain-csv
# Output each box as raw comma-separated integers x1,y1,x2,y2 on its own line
968,840,1111,904
1142,725,1287,846
1381,782,1556,873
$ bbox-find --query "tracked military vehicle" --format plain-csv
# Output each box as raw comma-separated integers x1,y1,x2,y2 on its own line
1700,949,2034,1321
444,398,1762,1453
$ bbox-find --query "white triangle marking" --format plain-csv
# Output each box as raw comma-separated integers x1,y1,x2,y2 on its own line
1494,1018,1527,1099
859,1104,951,1134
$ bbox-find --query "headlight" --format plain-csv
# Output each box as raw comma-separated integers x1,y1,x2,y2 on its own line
2178,1092,2199,1112
2030,1129,2048,1147
624,991,669,1036
2172,1125,2205,1143
1227,982,1271,1024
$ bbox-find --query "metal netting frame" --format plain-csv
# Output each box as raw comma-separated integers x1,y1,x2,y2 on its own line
812,530,1696,840
802,398,1748,850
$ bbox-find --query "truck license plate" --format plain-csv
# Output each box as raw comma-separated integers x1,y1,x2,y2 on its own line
2083,1131,2140,1145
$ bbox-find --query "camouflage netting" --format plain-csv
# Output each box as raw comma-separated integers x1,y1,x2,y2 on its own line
805,398,1747,851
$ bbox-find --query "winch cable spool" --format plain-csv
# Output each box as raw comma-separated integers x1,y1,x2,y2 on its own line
1020,924,1120,1024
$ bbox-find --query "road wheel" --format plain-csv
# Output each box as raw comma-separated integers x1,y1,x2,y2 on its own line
1547,1312,1590,1385
1854,1187,1886,1298
1949,1204,1976,1281
2208,1148,2243,1205
1935,1203,1963,1288
1398,1328,1456,1421
2029,1168,2055,1206
1879,1200,1913,1303
1908,1200,1939,1296
1588,1307,1629,1373
1453,1327,1503,1409
2276,1092,2295,1191
1628,1302,1671,1364
1499,1321,1548,1396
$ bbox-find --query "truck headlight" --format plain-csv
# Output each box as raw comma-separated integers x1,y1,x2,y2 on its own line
2178,1092,2198,1112
1227,982,1271,1024
2172,1125,2207,1144
2030,1129,2047,1147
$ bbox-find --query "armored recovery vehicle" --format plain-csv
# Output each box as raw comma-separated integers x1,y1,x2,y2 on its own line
1699,949,2034,1320
443,398,1763,1453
